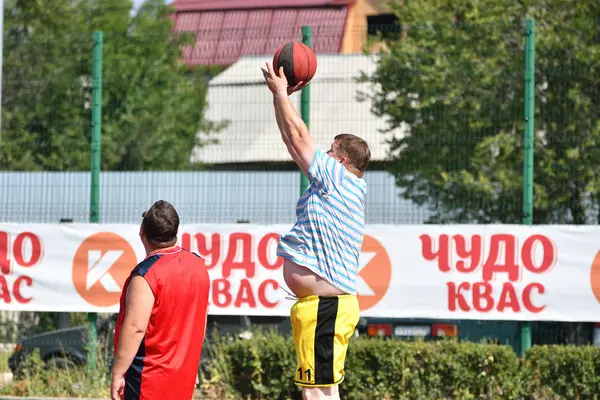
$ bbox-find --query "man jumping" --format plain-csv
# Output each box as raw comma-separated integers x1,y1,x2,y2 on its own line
261,63,371,400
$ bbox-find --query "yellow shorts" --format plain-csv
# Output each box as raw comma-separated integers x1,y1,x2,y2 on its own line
290,294,360,387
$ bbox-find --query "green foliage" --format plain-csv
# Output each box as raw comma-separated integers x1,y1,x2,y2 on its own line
0,312,88,344
202,331,600,400
0,312,59,343
362,0,600,224
0,346,11,374
1,347,110,398
7,331,600,400
202,330,300,400
522,345,600,399
1,0,225,171
204,330,524,400
342,339,522,400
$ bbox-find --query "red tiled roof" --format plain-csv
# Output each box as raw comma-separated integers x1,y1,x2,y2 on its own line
174,7,349,65
172,0,354,12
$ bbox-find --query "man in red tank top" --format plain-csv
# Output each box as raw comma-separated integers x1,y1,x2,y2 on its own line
111,200,210,400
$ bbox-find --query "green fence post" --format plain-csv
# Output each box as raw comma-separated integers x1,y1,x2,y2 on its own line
87,31,103,372
520,18,535,357
300,26,312,195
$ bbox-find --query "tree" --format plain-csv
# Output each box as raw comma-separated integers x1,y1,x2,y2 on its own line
362,0,600,224
1,0,223,171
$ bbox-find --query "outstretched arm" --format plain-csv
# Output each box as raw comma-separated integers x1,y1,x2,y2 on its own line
262,63,315,176
273,91,315,176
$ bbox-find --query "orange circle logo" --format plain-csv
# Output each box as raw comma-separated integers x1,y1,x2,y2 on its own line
357,234,392,311
590,250,600,303
72,232,137,307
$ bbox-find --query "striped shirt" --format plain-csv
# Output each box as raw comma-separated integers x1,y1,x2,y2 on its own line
277,147,368,294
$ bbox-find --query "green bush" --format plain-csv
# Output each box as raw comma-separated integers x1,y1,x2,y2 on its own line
523,345,600,399
0,345,111,398
342,338,522,400
202,331,299,400
9,330,600,400
203,330,600,400
204,330,523,400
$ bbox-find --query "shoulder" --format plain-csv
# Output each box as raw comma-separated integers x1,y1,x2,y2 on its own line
339,173,367,198
349,174,367,192
340,166,367,187
309,147,327,166
179,249,205,265
309,147,343,177
183,249,203,260
133,254,163,277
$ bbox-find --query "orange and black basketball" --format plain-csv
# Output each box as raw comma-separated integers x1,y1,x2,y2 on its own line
273,42,318,86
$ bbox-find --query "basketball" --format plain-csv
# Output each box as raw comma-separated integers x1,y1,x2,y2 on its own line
273,42,318,86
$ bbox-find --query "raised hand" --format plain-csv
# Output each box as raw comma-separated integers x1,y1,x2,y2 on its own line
261,63,307,96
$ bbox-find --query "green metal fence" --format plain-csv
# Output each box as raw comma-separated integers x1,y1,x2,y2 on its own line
2,19,598,225
1,3,600,369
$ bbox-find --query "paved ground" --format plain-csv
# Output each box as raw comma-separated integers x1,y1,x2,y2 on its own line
0,389,204,400
0,397,103,400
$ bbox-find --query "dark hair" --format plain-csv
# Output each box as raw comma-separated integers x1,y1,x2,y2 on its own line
334,133,371,173
141,200,179,246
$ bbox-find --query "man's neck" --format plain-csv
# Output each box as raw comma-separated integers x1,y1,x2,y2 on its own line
349,167,363,178
343,164,363,178
146,245,178,257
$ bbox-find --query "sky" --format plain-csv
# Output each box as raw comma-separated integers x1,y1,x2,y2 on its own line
131,0,174,13
132,0,145,13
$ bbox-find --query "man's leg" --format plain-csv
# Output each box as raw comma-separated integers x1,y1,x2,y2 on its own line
301,385,339,400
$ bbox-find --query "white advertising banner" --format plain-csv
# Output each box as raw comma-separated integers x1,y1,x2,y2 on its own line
1,223,600,322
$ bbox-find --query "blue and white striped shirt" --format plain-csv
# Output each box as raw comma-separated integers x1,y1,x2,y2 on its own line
277,147,368,294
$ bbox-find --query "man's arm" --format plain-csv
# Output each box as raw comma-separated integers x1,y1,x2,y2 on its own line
272,91,315,176
112,275,154,378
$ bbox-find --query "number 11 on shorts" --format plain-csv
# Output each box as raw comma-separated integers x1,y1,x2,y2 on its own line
297,367,312,382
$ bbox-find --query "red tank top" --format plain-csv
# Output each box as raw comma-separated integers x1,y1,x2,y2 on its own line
114,246,210,400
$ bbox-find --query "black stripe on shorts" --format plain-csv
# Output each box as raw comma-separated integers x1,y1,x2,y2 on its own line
314,296,339,385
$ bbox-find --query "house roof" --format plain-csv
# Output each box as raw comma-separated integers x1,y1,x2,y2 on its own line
172,0,355,12
190,54,405,164
174,6,350,65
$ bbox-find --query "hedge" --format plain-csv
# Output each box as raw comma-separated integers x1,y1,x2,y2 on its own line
199,330,600,400
523,345,600,399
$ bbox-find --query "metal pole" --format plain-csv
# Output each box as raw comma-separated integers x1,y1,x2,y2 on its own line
520,18,535,357
0,0,4,144
300,26,311,195
87,31,103,372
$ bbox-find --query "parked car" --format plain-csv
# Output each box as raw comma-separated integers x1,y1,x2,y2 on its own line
8,315,116,376
356,317,460,340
